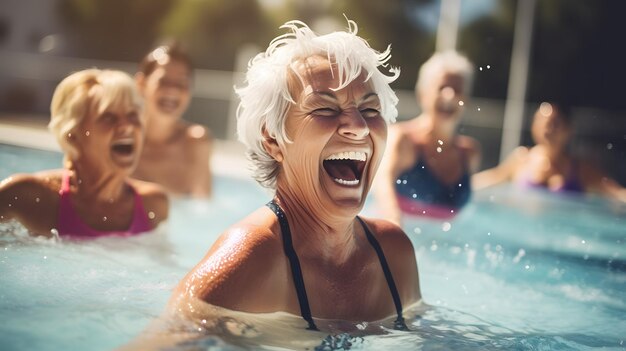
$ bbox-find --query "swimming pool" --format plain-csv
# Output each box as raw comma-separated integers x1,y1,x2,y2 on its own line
1,143,625,350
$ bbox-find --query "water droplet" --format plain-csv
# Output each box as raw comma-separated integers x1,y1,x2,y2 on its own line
524,265,530,269
436,147,442,153
442,222,451,232
606,143,613,150
85,131,90,136
50,228,59,237
479,66,483,71
396,179,401,184
148,211,156,219
581,240,586,244
458,183,462,187
458,101,464,106
487,65,491,69
487,232,491,236
438,139,444,145
7,204,11,207
43,256,47,260
201,319,207,324
450,209,454,213
14,196,17,200
67,132,72,138
35,197,40,203
477,107,481,111
103,216,107,221
411,194,417,199
539,102,553,116
413,227,422,234
402,180,407,184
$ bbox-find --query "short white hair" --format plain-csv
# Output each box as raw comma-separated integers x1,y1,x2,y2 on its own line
236,19,400,189
416,50,474,95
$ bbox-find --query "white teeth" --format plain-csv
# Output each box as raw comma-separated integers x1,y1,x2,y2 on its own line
112,138,133,146
333,178,360,186
325,151,366,162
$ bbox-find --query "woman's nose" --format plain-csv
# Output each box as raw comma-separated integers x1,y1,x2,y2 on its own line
117,118,137,134
339,109,370,140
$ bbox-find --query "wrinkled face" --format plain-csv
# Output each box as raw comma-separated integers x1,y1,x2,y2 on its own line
140,58,191,120
420,71,466,122
531,104,571,148
72,94,144,175
276,56,387,216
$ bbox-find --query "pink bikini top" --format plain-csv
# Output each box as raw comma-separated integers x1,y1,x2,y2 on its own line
57,171,153,238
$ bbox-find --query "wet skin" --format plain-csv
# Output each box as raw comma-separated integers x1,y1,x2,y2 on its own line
169,56,421,323
0,95,168,236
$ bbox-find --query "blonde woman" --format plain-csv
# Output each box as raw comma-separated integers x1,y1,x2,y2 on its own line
0,69,168,238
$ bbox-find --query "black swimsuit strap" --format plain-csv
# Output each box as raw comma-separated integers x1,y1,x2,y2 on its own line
266,200,318,331
266,200,408,331
356,216,409,331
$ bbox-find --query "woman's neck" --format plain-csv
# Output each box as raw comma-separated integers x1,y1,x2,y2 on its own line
68,163,128,203
414,114,456,143
273,191,361,265
538,143,568,163
144,114,181,143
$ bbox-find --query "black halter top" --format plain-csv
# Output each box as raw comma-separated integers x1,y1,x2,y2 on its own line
266,200,409,331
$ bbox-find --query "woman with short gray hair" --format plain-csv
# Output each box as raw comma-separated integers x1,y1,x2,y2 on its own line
169,19,421,331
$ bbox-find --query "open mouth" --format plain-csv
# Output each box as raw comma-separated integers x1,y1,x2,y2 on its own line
323,151,367,186
157,96,180,112
111,138,135,156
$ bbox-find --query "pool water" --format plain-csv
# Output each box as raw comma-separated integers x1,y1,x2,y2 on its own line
1,143,625,350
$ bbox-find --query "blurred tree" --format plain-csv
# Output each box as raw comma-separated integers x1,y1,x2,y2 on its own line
458,0,515,100
57,0,174,62
161,0,270,70
331,0,436,90
459,0,626,110
529,0,625,109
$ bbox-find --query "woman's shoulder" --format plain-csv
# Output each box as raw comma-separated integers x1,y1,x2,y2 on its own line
1,170,62,193
180,122,212,144
455,135,480,153
128,179,169,222
359,217,414,253
176,210,285,306
222,208,284,255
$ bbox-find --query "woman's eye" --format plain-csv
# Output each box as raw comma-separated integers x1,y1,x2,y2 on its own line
100,113,116,124
312,108,340,117
360,108,380,118
127,112,141,124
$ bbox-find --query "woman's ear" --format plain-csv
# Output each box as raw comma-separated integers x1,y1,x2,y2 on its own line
261,126,283,162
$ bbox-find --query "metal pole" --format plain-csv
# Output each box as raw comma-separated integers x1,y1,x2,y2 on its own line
499,0,537,161
436,0,462,52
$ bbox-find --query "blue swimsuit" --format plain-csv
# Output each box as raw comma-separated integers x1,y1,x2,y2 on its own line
395,147,471,218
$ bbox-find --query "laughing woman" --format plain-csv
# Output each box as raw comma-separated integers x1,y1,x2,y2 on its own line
0,69,168,238
168,20,421,330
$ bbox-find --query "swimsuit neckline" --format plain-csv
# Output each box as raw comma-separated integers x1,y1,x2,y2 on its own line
265,199,408,331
